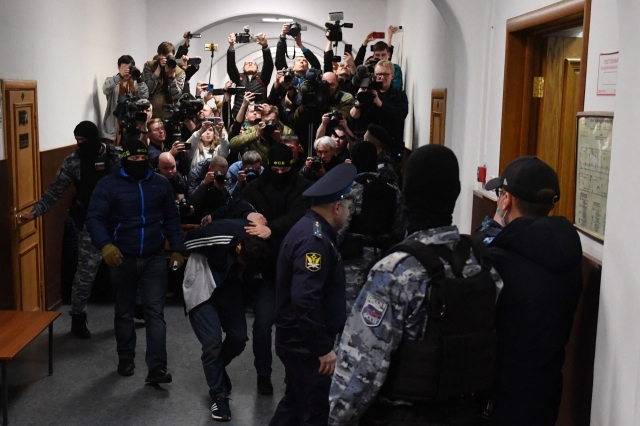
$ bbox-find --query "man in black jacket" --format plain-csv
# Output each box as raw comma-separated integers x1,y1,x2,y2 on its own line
275,23,321,84
227,32,273,116
482,156,583,426
240,144,312,395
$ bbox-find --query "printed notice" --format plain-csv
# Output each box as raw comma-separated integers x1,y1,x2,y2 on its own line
597,52,618,96
574,114,613,240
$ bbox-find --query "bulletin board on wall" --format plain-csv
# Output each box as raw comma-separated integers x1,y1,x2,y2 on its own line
574,112,613,241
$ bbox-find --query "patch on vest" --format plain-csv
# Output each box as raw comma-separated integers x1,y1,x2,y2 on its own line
361,293,388,327
305,252,321,272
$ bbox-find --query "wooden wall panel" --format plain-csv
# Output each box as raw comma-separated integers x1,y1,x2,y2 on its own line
41,145,76,309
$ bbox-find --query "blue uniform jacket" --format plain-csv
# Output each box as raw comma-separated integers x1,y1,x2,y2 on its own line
86,166,186,257
275,209,346,359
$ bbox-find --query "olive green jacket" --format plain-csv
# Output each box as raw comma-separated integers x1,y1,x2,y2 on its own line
229,124,294,162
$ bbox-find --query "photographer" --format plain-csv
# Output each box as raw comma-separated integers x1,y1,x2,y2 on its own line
275,23,321,82
229,105,294,163
226,150,263,198
283,135,305,173
364,123,399,183
145,118,190,176
301,136,341,182
186,119,229,168
337,53,357,96
228,92,262,141
188,156,231,222
317,115,355,163
143,41,186,118
156,152,194,223
355,26,403,91
227,32,273,116
102,55,148,144
350,60,408,160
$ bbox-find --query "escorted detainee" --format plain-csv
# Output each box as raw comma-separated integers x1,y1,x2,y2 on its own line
270,163,357,426
86,138,185,384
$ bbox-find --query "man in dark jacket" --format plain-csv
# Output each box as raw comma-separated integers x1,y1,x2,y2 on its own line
86,138,186,384
483,156,583,426
227,32,273,116
240,143,312,394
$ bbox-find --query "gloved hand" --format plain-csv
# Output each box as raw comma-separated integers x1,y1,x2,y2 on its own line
170,252,185,270
102,243,123,267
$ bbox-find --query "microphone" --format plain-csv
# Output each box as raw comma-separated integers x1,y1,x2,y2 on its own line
351,65,369,87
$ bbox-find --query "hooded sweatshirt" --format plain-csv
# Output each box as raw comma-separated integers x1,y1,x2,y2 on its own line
489,215,583,426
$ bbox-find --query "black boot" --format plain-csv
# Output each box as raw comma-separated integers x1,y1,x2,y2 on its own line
257,375,273,395
71,312,91,338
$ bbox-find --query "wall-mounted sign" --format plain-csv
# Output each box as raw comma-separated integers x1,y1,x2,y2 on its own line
597,52,618,96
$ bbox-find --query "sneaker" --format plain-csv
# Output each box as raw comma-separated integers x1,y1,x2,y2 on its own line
70,313,91,338
133,304,145,321
222,370,232,394
145,366,172,384
117,359,135,376
257,375,273,395
210,397,231,421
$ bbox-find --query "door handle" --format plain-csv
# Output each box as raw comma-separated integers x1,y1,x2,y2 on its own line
13,207,21,231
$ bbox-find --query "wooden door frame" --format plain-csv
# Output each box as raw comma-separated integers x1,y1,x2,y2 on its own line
499,0,591,171
430,88,447,145
2,79,45,310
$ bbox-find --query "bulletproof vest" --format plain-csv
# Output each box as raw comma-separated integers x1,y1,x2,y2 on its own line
70,144,116,228
349,174,396,236
379,235,497,402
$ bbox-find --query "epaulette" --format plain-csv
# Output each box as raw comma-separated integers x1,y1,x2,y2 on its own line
313,221,322,239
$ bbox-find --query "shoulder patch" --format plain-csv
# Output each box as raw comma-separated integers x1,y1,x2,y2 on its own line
305,252,322,272
361,293,388,327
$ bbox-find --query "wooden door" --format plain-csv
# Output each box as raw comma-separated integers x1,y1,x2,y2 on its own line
2,80,45,311
536,37,582,219
430,89,447,145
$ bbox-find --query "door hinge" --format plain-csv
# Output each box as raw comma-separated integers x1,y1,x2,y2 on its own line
533,76,545,98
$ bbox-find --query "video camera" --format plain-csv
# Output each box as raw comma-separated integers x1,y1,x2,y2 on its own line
163,93,204,141
113,95,151,135
325,12,353,43
235,26,257,44
351,65,383,107
296,68,329,109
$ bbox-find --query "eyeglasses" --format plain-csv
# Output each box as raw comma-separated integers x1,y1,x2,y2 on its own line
375,73,391,77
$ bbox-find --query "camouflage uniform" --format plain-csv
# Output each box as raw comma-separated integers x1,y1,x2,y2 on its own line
328,226,503,425
31,145,121,315
338,173,404,314
376,152,399,184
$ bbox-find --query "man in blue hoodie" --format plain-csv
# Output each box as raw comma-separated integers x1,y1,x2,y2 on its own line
86,138,186,384
483,156,583,426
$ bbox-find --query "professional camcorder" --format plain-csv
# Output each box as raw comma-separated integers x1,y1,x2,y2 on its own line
113,95,151,135
163,94,204,141
351,65,383,107
325,12,353,42
296,68,329,109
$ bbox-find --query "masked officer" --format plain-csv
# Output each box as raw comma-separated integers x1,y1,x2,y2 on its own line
19,121,121,338
269,163,357,426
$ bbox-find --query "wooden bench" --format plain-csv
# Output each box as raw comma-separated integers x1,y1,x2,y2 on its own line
0,310,61,425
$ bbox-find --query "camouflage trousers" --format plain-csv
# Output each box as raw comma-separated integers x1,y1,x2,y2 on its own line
344,247,380,315
70,226,102,315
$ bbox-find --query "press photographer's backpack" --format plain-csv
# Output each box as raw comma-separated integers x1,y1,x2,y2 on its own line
379,235,497,402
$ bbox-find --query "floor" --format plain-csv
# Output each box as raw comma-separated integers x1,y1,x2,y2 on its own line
4,302,285,426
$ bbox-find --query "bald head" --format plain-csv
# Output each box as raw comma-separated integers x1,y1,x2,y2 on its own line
322,72,339,96
158,152,177,180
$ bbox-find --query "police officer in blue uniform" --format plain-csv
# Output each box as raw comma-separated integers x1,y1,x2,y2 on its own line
269,163,357,426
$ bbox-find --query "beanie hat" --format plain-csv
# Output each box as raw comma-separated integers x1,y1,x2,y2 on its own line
403,144,460,233
267,143,294,167
350,141,378,174
366,124,391,148
121,138,149,159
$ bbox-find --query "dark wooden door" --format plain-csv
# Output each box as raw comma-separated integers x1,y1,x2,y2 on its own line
430,89,447,145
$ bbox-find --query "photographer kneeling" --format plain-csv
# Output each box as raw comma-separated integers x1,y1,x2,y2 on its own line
301,136,341,182
227,150,264,198
229,105,294,163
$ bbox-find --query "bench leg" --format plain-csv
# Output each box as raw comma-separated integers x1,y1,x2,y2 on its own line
2,360,7,425
48,323,53,376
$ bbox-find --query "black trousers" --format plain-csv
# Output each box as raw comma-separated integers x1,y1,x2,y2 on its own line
268,350,331,426
361,396,482,426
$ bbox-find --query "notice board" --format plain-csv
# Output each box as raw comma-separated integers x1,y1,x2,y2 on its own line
574,112,613,241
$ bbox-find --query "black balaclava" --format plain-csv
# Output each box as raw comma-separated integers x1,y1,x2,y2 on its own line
403,144,460,234
121,138,150,180
265,144,295,187
350,141,378,174
74,121,102,160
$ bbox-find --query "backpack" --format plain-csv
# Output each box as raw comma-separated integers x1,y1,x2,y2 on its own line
379,235,497,402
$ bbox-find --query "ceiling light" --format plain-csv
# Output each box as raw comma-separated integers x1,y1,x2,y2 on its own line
262,18,294,23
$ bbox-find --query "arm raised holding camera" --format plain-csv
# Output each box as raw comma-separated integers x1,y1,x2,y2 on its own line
257,33,274,85
296,32,322,70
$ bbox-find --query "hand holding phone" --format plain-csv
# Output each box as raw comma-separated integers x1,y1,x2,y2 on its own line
373,32,385,39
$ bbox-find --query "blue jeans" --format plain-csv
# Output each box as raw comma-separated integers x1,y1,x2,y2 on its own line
110,254,168,369
189,287,248,398
253,277,276,377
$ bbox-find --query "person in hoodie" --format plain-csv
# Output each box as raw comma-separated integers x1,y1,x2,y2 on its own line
482,156,583,426
239,143,312,395
19,121,121,338
86,138,186,384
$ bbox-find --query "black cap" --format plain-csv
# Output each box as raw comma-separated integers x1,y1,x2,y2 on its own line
366,124,390,148
268,143,295,167
303,163,357,205
485,156,560,204
121,138,149,159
